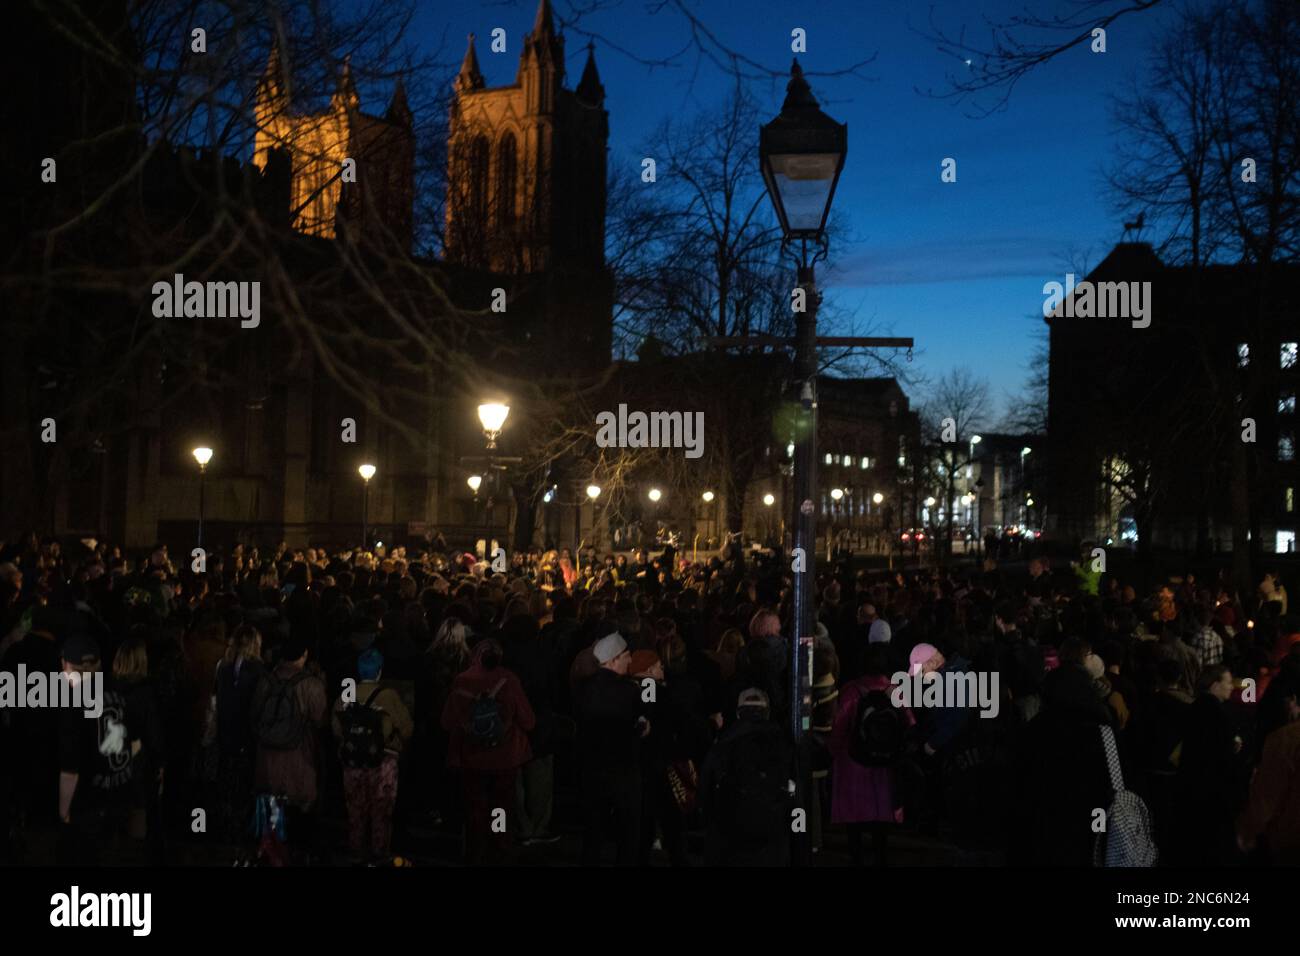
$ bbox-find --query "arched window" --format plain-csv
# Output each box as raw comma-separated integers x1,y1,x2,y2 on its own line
496,133,517,229
467,135,489,223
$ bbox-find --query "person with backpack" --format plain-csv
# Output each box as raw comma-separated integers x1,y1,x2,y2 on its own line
700,687,792,866
332,647,413,864
734,609,790,731
441,638,535,865
830,644,914,865
251,636,328,861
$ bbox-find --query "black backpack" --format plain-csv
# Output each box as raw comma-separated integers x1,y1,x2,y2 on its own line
458,678,508,749
338,686,386,768
254,671,309,750
849,687,906,767
715,726,790,842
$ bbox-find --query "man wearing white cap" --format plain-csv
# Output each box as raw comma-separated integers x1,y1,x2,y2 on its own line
576,631,649,865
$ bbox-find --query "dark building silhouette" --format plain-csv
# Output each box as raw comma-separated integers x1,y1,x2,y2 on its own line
1044,242,1299,555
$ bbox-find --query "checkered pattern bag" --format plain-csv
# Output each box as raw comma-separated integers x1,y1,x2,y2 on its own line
1093,724,1158,867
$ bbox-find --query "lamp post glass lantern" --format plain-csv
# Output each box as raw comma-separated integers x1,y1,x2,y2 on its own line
477,402,510,449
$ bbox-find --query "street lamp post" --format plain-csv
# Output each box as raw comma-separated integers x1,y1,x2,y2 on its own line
1020,446,1031,529
192,447,213,548
467,474,483,555
460,402,520,556
586,484,602,552
358,463,376,550
760,59,847,750
701,490,716,548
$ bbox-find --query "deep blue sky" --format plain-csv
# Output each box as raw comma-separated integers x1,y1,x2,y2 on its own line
411,0,1174,420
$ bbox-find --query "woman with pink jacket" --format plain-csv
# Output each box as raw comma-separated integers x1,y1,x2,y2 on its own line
829,643,914,866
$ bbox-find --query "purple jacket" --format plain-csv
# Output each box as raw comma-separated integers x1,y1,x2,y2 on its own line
829,674,912,824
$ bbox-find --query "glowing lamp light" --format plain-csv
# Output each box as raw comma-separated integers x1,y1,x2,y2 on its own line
192,447,214,468
477,402,510,434
586,484,602,500
648,488,662,503
358,463,376,482
702,490,715,503
924,496,936,508
763,493,776,507
467,474,482,493
830,488,844,501
872,492,884,504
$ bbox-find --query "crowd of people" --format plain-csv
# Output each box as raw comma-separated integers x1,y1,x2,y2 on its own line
2,528,1299,867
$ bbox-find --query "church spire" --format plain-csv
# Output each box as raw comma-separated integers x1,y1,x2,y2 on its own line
533,0,556,36
258,34,288,107
456,33,485,92
333,55,360,111
386,76,412,126
577,41,604,105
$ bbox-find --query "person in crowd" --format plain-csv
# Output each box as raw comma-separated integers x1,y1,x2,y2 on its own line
1170,664,1243,865
215,623,265,859
701,688,792,866
332,647,413,864
830,644,913,865
441,638,534,865
575,631,648,865
57,633,138,865
251,636,328,864
1238,670,1300,863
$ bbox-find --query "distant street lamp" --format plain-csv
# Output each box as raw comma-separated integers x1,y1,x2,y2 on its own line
358,463,376,550
467,474,482,494
701,490,717,545
585,484,603,551
648,487,662,503
192,447,213,548
872,491,884,505
763,493,776,506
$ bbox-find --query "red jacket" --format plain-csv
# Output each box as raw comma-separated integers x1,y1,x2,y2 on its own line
442,665,536,771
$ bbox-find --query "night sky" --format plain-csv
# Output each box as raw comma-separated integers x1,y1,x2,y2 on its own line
412,0,1172,417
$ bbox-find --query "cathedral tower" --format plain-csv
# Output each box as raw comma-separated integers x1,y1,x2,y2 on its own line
445,0,609,275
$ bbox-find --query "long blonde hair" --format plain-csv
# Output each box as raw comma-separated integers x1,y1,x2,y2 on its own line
224,623,263,665
432,617,470,660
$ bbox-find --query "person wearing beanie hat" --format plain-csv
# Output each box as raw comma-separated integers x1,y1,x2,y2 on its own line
627,650,662,680
574,628,650,865
908,643,941,678
331,646,413,864
593,631,630,669
699,686,792,866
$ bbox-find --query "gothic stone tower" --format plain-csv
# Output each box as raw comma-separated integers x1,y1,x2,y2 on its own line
253,41,414,248
445,0,610,308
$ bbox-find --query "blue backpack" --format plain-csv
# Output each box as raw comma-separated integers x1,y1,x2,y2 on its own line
458,678,509,748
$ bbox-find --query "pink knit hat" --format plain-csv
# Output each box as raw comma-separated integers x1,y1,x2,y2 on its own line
909,643,939,677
